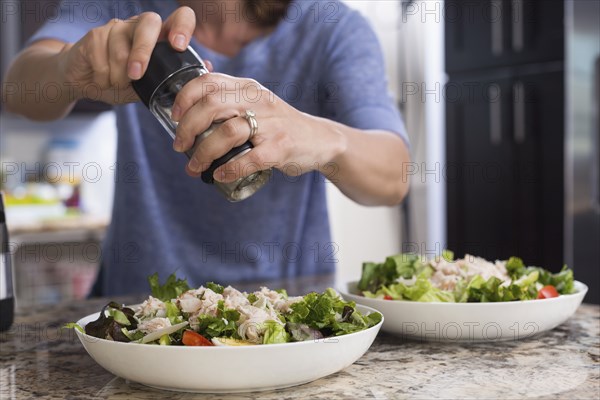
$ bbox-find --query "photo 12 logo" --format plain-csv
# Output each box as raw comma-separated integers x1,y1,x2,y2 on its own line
400,320,540,342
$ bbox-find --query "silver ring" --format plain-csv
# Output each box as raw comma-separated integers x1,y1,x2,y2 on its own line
244,110,258,141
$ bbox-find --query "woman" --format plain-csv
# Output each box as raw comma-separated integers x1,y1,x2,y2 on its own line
4,0,410,295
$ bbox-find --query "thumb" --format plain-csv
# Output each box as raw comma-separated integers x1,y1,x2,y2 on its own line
204,59,214,72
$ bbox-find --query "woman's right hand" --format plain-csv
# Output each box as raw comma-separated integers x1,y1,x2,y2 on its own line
60,6,197,105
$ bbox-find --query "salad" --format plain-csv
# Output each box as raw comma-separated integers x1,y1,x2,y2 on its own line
357,250,576,303
67,273,381,346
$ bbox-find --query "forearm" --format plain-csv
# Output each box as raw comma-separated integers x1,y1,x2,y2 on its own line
3,41,77,121
309,115,411,206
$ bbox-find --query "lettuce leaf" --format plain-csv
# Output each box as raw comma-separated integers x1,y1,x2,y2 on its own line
262,321,290,344
463,271,539,302
357,253,422,292
525,265,575,294
287,288,381,336
164,301,183,325
148,273,190,302
206,282,224,294
506,256,527,280
505,257,574,294
63,322,84,333
365,275,455,303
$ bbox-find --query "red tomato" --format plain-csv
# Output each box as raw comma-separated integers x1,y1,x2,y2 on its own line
537,285,559,299
182,330,214,346
383,295,393,300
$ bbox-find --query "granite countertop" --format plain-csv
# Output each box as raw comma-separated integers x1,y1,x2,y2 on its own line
1,276,599,400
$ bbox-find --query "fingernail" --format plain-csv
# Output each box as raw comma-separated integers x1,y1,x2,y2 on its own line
214,169,226,182
171,105,181,121
174,34,186,50
188,157,200,172
128,62,142,80
173,137,184,152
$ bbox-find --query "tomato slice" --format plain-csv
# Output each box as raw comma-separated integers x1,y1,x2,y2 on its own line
182,330,214,346
537,285,559,299
383,295,393,300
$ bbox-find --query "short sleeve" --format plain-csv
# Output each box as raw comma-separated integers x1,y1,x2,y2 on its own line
319,10,409,146
26,1,138,47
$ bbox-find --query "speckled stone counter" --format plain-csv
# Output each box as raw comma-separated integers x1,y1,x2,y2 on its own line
1,277,599,400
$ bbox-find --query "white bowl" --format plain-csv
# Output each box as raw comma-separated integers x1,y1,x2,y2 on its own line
75,305,382,393
339,281,587,342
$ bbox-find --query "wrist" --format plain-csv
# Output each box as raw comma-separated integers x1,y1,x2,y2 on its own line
305,114,348,174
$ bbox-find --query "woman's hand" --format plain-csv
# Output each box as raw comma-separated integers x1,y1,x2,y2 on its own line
171,73,346,183
60,7,197,105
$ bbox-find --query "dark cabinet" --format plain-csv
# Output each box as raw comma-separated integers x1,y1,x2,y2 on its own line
446,73,516,260
445,0,564,73
511,70,564,269
445,0,566,270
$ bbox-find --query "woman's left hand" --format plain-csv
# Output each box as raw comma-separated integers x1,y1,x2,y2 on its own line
170,73,345,182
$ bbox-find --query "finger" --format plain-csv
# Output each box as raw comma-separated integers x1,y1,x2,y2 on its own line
87,21,117,90
186,117,252,173
127,12,162,80
185,163,202,178
161,6,196,51
212,146,270,183
107,20,136,87
171,73,237,121
174,99,240,152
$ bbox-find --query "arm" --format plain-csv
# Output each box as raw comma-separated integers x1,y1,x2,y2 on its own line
309,116,411,206
2,7,197,122
4,40,76,121
170,73,409,206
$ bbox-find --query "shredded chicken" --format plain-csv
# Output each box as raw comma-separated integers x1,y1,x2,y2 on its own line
135,296,166,319
428,254,509,291
223,286,250,309
237,304,283,343
151,285,295,343
252,287,302,313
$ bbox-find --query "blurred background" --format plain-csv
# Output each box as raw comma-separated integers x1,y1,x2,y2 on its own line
1,0,598,305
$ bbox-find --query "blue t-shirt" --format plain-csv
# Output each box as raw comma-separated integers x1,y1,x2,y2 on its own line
30,0,408,295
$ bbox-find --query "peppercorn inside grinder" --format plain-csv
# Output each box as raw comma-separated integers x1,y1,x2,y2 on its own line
132,42,271,202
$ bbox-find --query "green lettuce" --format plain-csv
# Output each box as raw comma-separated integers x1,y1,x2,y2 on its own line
364,275,455,303
357,253,423,292
506,256,527,280
206,282,224,294
164,301,183,325
506,257,575,295
287,288,381,336
525,265,575,294
63,322,84,333
195,300,240,339
460,271,539,302
262,321,290,344
148,273,190,302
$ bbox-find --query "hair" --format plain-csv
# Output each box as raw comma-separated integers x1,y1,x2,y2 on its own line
244,0,293,27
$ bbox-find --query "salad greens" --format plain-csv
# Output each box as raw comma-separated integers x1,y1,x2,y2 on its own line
358,252,576,303
66,274,381,346
148,272,190,301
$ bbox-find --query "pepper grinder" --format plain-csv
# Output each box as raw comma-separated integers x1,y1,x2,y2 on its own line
0,192,14,332
132,42,271,202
